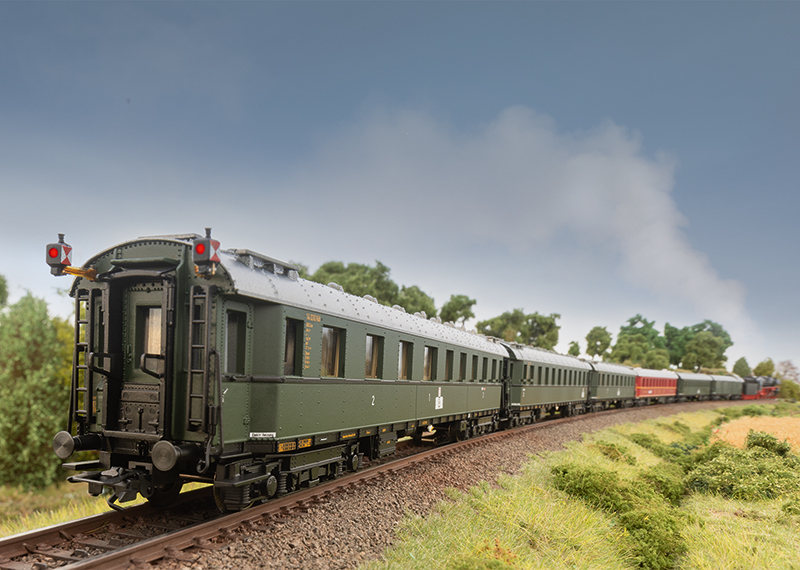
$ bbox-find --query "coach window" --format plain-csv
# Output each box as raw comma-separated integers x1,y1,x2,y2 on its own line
398,341,413,380
225,310,247,375
445,350,454,381
423,346,438,381
283,318,303,376
321,326,344,377
472,355,479,380
491,359,497,380
459,353,467,381
138,307,162,365
365,334,383,379
482,357,488,382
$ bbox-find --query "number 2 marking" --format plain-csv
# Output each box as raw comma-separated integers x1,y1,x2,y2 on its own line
372,395,375,406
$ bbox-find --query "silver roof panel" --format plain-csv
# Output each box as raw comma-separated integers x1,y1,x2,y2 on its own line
634,368,680,380
220,250,507,355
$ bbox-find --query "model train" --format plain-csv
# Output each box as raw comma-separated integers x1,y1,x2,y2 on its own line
46,232,775,511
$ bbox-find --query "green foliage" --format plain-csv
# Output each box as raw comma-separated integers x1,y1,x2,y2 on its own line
686,436,800,500
440,294,476,326
0,294,71,489
732,356,751,377
476,309,560,349
640,462,686,506
550,462,687,570
0,274,7,307
307,260,439,317
745,429,792,457
396,285,437,318
594,441,637,465
779,378,800,400
681,331,725,371
567,341,580,357
608,314,669,368
711,404,770,427
309,260,400,305
752,358,775,377
585,326,611,359
664,320,733,369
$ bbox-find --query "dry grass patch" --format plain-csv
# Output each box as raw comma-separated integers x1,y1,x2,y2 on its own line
711,416,800,449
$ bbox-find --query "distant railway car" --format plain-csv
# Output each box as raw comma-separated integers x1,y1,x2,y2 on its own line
742,376,779,400
587,361,636,411
634,368,678,404
502,344,593,423
710,374,744,400
676,372,713,401
50,233,506,511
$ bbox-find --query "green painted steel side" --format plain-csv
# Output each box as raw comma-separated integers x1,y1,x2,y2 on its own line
509,384,588,407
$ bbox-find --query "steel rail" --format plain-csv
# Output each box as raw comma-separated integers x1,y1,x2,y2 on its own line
1,400,750,569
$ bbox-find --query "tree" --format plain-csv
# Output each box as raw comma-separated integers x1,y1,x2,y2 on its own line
644,349,671,370
732,357,751,377
608,314,668,368
776,360,799,383
0,274,7,307
664,320,733,369
681,331,725,371
690,320,732,366
776,360,800,400
0,293,71,488
476,310,560,350
608,333,651,366
309,260,400,304
664,323,693,367
618,314,665,350
440,294,476,326
585,326,612,360
568,341,580,357
396,285,437,318
752,358,775,377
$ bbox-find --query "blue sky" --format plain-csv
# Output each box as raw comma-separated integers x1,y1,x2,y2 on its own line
2,2,798,371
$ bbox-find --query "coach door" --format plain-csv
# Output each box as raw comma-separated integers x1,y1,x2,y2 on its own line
113,278,175,440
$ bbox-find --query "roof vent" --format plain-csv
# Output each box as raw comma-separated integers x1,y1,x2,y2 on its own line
327,282,344,292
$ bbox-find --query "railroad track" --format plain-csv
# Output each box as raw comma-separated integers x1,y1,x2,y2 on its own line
0,401,750,570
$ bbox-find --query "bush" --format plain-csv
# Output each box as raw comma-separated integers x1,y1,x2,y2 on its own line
745,429,792,457
686,431,800,500
551,462,686,570
594,441,637,465
0,294,71,489
640,462,686,506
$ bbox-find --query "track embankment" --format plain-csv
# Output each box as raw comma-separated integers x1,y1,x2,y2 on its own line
152,400,755,570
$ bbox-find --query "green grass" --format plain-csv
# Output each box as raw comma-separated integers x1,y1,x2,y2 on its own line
0,480,126,537
0,480,209,538
362,465,638,570
360,402,800,570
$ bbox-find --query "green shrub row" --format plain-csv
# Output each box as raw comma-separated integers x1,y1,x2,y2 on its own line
550,462,687,570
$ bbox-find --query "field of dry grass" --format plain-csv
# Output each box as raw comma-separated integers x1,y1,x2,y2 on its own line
711,416,800,449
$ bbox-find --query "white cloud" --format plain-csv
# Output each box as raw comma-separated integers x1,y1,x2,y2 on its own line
274,105,752,338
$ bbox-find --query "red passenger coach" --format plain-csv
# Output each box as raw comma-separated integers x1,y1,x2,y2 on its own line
634,368,678,404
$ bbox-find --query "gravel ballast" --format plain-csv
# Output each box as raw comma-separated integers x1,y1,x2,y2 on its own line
153,400,756,570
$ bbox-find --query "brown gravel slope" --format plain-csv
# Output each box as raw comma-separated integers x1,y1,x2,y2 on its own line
153,400,755,570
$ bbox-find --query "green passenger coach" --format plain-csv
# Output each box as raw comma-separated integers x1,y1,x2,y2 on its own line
50,233,506,511
501,344,593,423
